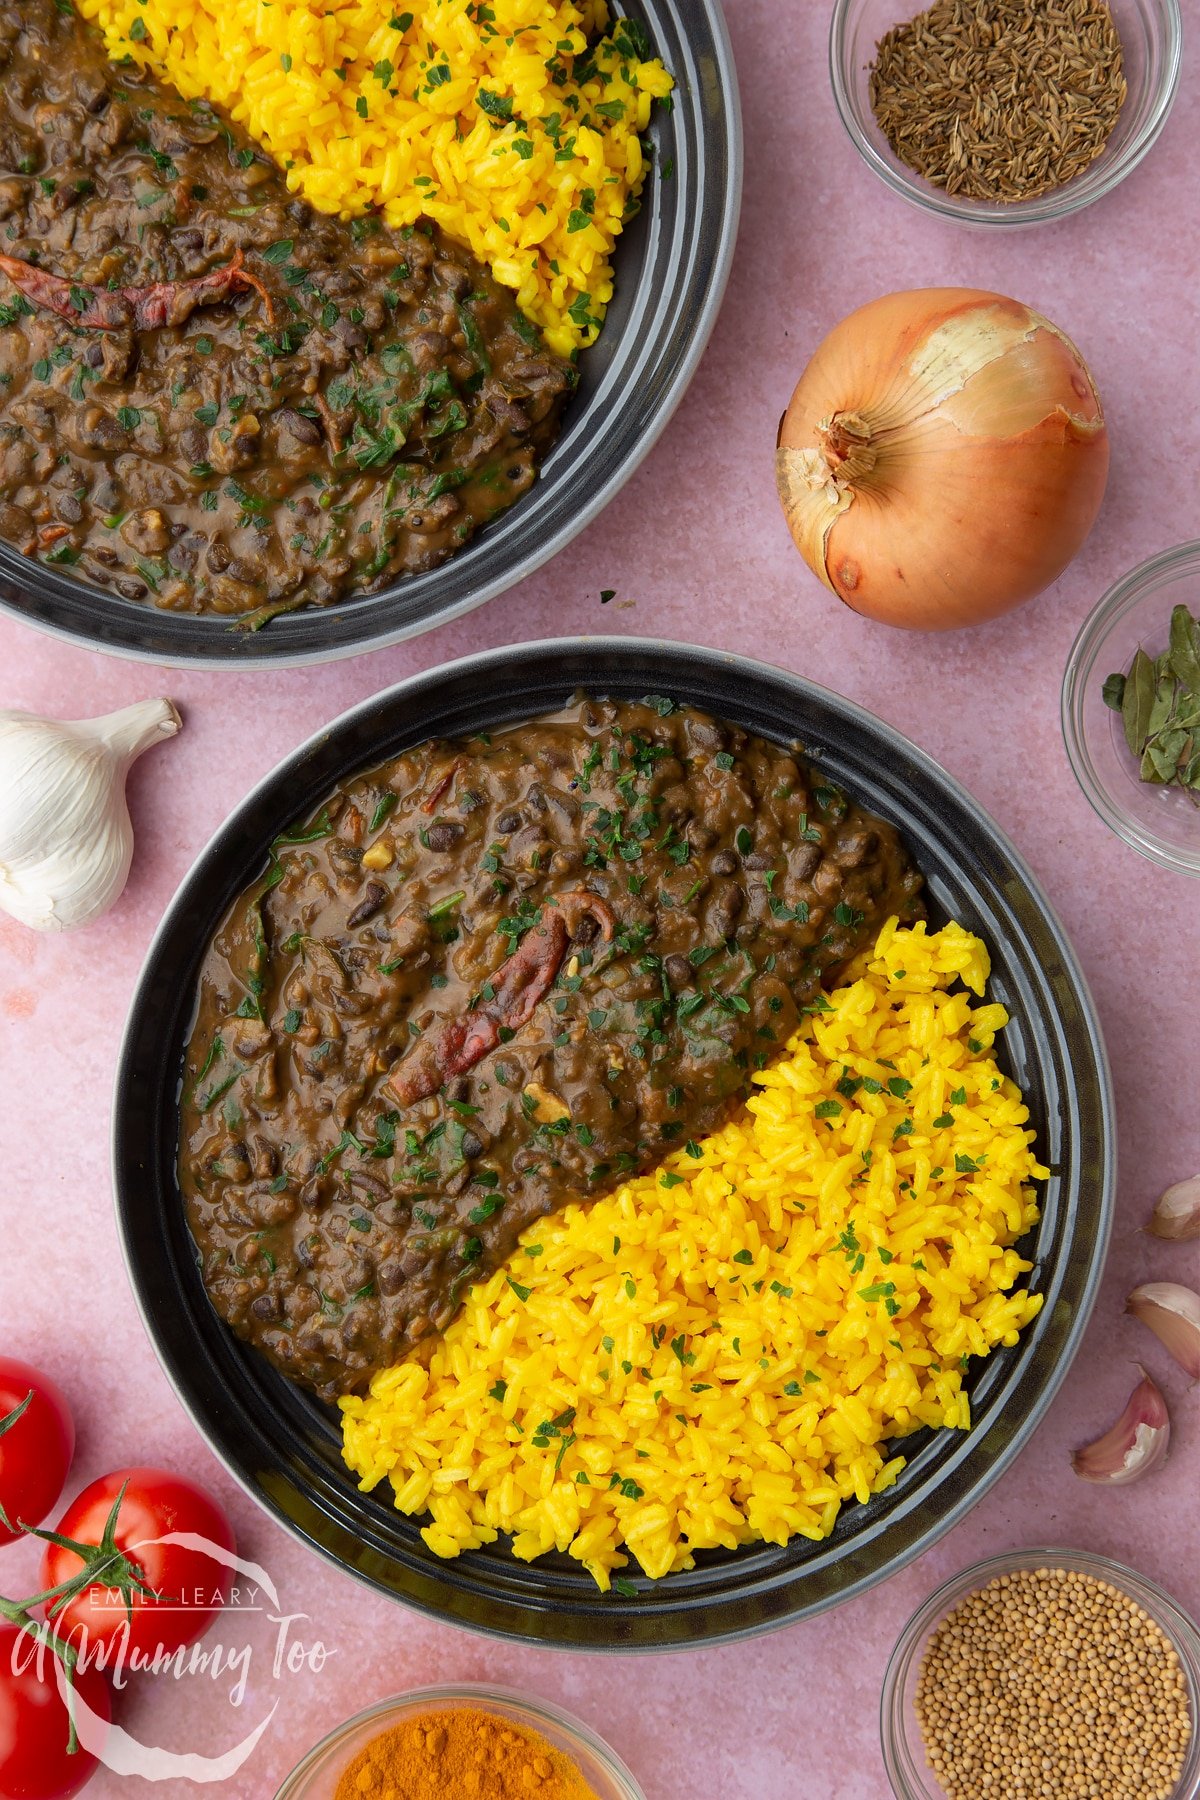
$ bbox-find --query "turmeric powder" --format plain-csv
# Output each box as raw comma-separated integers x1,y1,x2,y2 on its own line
333,1706,604,1800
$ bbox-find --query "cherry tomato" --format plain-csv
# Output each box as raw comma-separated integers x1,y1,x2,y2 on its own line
0,1362,74,1548
41,1469,235,1662
0,1622,109,1800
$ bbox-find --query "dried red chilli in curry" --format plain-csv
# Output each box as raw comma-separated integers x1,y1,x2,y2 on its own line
180,696,923,1400
0,248,275,332
0,0,574,624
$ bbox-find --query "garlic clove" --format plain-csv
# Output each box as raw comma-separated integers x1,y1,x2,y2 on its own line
0,698,180,932
1126,1283,1200,1381
1147,1175,1200,1242
1072,1367,1170,1485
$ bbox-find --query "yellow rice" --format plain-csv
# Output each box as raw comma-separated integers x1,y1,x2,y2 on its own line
74,0,673,355
340,920,1046,1589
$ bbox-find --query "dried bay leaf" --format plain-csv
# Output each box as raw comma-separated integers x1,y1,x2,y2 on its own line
1155,727,1189,772
1102,672,1126,712
1105,605,1200,804
1146,675,1175,739
1122,647,1156,756
1169,603,1200,690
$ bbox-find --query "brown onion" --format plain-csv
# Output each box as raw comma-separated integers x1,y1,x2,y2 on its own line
775,288,1110,630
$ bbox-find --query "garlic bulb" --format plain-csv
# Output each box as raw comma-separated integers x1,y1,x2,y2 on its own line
0,699,180,931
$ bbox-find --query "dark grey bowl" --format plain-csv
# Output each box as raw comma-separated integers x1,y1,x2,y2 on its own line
0,4,740,669
113,639,1115,1648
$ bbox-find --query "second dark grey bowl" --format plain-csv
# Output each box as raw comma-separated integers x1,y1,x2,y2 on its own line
0,2,740,667
113,639,1114,1648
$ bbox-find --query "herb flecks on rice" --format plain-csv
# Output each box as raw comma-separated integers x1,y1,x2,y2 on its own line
75,0,672,356
341,921,1046,1589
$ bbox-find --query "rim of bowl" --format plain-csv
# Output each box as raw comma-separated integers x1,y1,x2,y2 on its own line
0,0,742,670
880,1547,1200,1800
112,636,1116,1651
274,1683,647,1799
828,0,1183,229
1061,539,1200,879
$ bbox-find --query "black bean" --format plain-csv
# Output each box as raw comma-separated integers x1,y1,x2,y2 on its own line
789,844,821,881
497,809,522,834
834,828,878,868
424,820,463,852
250,1293,279,1322
685,715,726,752
114,575,147,600
277,405,322,445
460,1131,484,1160
710,886,744,935
347,881,387,927
711,849,738,876
435,261,470,298
664,953,693,990
570,913,600,949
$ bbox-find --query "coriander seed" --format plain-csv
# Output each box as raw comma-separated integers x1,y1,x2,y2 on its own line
915,1566,1192,1799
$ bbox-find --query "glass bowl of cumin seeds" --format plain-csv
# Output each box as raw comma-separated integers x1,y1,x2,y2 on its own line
879,1549,1200,1800
829,0,1182,227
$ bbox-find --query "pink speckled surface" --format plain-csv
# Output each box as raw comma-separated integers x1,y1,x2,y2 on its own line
1,4,1199,1796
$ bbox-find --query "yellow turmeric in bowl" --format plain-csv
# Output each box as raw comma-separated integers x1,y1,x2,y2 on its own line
333,1707,602,1800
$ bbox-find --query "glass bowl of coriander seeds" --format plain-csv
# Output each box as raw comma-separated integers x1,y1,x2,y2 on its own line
1062,541,1200,879
879,1549,1200,1800
829,0,1182,227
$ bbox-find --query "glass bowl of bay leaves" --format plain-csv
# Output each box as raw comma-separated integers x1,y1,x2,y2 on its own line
1063,542,1200,878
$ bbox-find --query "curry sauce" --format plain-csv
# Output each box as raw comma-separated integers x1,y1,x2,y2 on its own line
180,697,923,1399
0,0,574,624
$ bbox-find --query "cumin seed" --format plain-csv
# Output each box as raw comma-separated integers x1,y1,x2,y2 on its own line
868,0,1126,204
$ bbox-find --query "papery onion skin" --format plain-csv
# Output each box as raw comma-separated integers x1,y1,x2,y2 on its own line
775,288,1110,631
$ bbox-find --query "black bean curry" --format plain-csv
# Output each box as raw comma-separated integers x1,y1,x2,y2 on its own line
181,697,924,1400
0,1,574,625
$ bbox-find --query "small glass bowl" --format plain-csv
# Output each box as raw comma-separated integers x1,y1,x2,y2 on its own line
880,1548,1200,1800
829,0,1182,228
274,1684,647,1800
1062,541,1200,878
